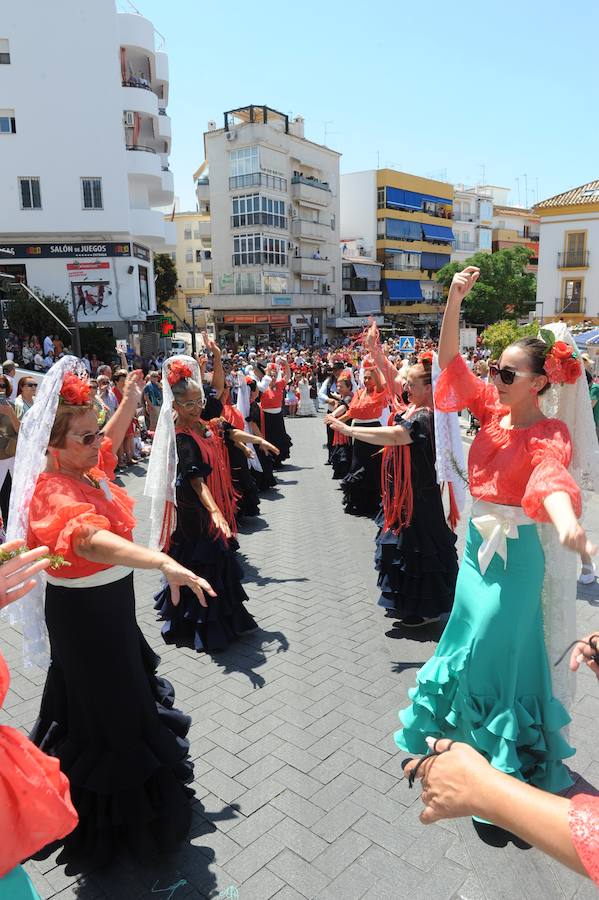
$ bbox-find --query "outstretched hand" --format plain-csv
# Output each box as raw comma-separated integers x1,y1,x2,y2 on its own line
569,632,599,679
448,266,480,304
159,557,216,608
0,541,51,609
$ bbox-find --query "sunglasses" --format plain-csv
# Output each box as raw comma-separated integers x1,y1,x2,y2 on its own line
176,398,204,411
72,430,104,447
489,364,531,386
23,383,37,388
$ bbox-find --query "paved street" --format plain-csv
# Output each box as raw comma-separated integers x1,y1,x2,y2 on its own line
2,415,599,899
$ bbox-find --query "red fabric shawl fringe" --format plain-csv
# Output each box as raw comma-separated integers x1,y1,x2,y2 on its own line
177,426,239,537
381,444,414,535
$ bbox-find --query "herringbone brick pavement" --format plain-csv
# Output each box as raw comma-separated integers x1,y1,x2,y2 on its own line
1,415,598,898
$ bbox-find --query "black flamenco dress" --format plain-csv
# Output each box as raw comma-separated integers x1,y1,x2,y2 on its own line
330,398,352,480
341,388,387,517
27,439,193,866
154,431,257,652
375,409,458,621
247,401,277,491
260,379,292,467
222,406,260,518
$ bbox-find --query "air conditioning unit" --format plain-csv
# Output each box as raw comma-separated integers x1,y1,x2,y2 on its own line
123,111,135,127
226,131,237,142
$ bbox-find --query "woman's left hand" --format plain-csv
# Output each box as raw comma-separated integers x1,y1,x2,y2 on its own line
403,738,493,824
557,520,597,556
261,440,279,457
0,541,51,608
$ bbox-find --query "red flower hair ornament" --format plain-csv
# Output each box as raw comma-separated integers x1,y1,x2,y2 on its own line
167,360,193,386
540,330,582,385
418,350,434,365
59,372,91,405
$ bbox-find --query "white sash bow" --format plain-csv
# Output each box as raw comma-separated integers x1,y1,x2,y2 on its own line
471,500,534,575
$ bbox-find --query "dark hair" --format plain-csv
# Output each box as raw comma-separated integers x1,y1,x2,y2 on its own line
510,338,550,394
585,368,593,387
408,360,432,386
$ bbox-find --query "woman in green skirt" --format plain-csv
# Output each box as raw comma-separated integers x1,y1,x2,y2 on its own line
396,266,595,794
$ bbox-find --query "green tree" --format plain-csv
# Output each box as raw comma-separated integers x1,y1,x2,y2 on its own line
5,290,73,344
481,319,539,360
435,247,537,326
154,253,178,312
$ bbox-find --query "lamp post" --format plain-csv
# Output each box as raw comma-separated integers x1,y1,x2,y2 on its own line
535,300,544,326
191,305,208,354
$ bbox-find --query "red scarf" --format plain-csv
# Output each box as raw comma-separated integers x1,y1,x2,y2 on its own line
222,401,244,430
177,426,238,535
382,444,413,535
347,387,387,421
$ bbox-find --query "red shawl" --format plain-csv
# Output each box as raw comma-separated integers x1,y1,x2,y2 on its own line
177,426,238,535
347,387,388,421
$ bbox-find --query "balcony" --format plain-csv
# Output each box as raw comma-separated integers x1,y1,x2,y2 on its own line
130,208,171,247
555,296,587,315
230,213,288,230
121,83,159,117
291,176,332,207
193,220,211,239
454,241,477,251
291,218,332,242
157,112,171,140
291,256,330,276
155,51,169,85
202,259,213,275
229,172,288,192
118,13,156,55
126,145,162,184
196,178,210,203
209,293,331,311
454,211,479,223
557,250,589,268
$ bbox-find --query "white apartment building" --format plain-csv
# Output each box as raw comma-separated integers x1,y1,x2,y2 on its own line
0,1,175,343
451,185,493,262
535,180,599,325
194,105,341,345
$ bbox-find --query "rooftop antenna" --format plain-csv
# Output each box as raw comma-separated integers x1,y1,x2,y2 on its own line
535,177,539,205
479,163,486,186
515,177,521,207
522,173,529,209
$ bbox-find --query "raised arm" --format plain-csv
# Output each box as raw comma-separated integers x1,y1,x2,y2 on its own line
103,370,142,451
202,332,224,398
438,266,479,370
364,326,403,397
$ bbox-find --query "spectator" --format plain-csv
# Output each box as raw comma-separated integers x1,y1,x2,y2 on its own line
14,376,37,420
81,353,92,375
97,374,117,419
142,371,163,431
1,363,18,401
21,340,34,369
112,370,138,468
43,334,54,357
0,374,19,523
88,378,109,427
42,348,55,371
33,349,45,372
52,335,64,358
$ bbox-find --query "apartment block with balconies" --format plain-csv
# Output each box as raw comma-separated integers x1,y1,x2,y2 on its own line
535,180,599,324
451,185,493,261
193,105,340,344
0,1,175,341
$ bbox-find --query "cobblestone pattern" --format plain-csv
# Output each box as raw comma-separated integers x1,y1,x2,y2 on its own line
0,415,596,898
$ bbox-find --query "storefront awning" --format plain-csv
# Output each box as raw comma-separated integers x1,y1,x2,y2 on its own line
350,294,381,315
421,224,454,243
385,279,423,301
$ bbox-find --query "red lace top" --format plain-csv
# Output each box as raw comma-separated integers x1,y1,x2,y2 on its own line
27,437,136,578
0,652,77,876
569,794,599,885
260,379,285,410
435,354,581,521
347,387,388,422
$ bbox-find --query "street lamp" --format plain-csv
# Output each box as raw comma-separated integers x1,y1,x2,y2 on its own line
534,300,544,326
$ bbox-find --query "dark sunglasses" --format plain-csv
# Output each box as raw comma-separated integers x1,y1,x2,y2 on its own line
72,430,104,447
23,382,37,388
555,633,599,667
489,364,530,386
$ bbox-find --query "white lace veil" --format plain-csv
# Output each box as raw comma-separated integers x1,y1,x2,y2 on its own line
235,371,262,473
537,322,599,709
432,353,467,514
3,355,89,669
144,355,203,551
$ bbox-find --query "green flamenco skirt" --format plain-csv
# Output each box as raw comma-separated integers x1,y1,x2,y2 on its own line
396,520,575,792
0,867,40,900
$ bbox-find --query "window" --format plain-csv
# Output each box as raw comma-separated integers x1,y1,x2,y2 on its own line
183,226,192,240
196,249,202,263
138,266,149,311
170,252,177,262
229,172,287,191
0,109,16,133
377,187,385,209
263,274,288,293
0,39,9,64
185,249,193,263
19,177,42,209
235,271,261,294
186,272,195,288
81,177,102,209
231,194,286,228
479,200,492,221
479,229,492,250
229,145,259,178
232,234,287,266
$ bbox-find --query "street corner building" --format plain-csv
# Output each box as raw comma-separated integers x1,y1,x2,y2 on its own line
0,0,175,349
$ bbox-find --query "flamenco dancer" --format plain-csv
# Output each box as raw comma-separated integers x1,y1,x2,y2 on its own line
257,359,292,467
396,266,597,798
9,359,209,865
147,357,261,654
0,541,78,900
329,353,458,626
327,370,354,481
328,358,388,517
241,376,278,491
220,375,260,518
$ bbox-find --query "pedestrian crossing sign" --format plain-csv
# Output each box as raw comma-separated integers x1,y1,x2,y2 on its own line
398,336,416,352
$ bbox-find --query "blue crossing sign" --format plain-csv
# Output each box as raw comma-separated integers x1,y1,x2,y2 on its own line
398,336,416,352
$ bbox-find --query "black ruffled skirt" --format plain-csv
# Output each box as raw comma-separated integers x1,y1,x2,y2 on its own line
263,411,292,466
253,446,277,491
154,532,256,652
341,422,382,517
331,441,351,480
227,443,260,517
375,488,458,619
30,574,193,866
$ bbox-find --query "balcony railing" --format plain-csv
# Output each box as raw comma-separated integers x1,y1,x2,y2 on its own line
291,174,330,192
453,211,479,223
126,144,156,153
379,204,452,220
342,278,381,291
229,172,288,191
230,213,287,229
122,77,152,91
557,251,590,268
555,296,587,314
454,241,477,251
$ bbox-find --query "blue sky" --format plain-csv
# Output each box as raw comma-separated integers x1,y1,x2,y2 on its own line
129,0,599,211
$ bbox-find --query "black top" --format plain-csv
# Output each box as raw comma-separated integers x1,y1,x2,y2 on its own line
395,409,438,492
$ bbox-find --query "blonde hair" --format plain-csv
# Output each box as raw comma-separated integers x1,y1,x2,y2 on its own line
48,403,93,448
